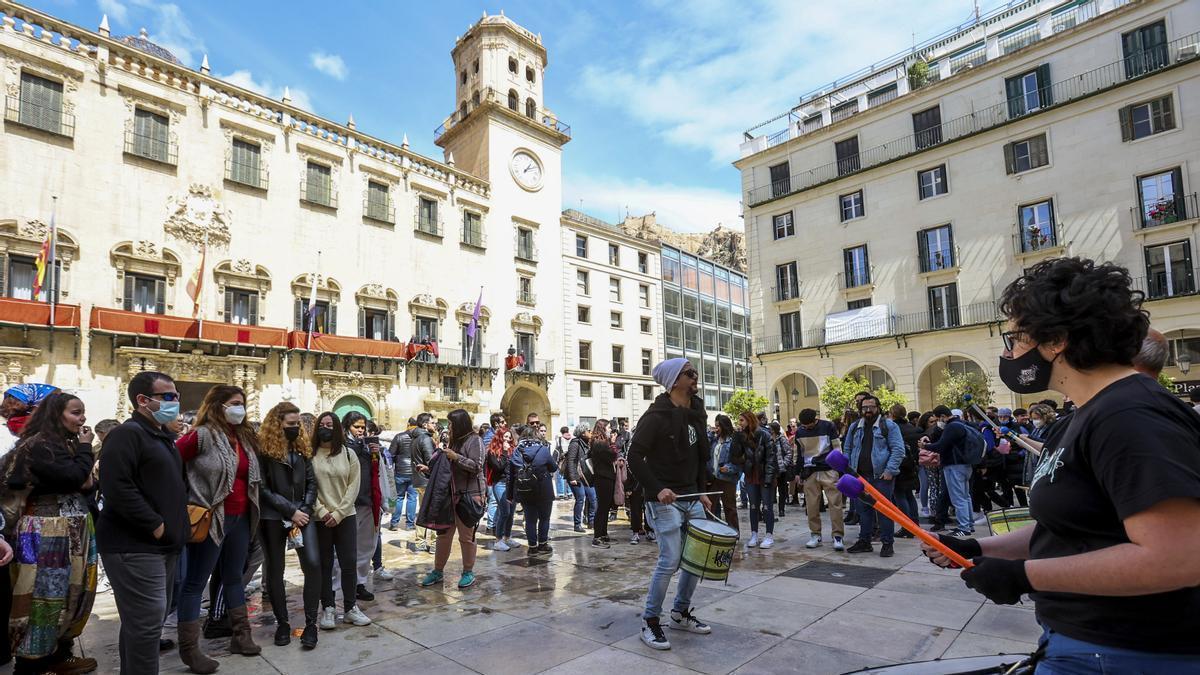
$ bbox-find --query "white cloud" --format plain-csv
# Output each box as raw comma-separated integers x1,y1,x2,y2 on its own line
309,51,348,81
127,0,206,67
98,0,128,25
564,173,742,234
219,70,314,112
577,0,972,165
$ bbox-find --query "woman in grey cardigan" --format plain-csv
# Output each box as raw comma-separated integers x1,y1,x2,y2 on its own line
175,385,261,673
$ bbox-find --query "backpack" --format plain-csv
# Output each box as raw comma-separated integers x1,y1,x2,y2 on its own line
959,422,988,466
514,447,539,498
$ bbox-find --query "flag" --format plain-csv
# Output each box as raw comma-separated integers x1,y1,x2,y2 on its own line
32,211,56,300
186,243,206,318
466,287,482,340
306,271,320,332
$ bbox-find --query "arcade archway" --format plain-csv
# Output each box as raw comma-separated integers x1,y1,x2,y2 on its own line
771,372,820,422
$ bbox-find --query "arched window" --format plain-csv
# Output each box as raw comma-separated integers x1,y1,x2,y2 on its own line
507,89,519,111
526,66,535,83
472,90,480,106
459,101,467,119
508,57,518,73
525,97,536,119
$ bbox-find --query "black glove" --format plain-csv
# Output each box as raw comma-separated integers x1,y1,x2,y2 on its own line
961,557,1033,605
923,533,982,568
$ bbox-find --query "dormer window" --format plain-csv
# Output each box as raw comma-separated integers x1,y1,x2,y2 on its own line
526,66,535,83
508,90,519,112
508,57,518,73
525,98,536,119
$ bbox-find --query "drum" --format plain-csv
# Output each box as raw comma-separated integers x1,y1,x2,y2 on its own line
986,507,1034,535
680,518,739,582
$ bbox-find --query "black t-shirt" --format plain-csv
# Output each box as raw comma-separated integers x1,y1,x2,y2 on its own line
858,419,875,477
1028,374,1200,653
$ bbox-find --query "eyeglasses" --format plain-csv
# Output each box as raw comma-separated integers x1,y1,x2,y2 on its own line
149,392,180,402
1001,330,1026,352
682,369,699,380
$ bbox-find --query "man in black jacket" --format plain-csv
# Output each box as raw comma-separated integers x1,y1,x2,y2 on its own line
409,413,436,551
628,358,713,651
98,371,189,675
388,418,421,530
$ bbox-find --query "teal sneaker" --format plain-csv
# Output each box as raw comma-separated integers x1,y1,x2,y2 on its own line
418,570,444,587
457,571,477,589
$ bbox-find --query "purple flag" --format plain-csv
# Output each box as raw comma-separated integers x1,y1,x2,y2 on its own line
467,287,482,339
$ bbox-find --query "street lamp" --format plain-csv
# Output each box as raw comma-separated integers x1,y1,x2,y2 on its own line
791,387,800,403
1178,350,1193,375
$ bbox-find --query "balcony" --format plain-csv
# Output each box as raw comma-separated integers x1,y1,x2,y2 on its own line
999,24,1041,56
91,307,287,348
438,347,498,370
754,301,999,355
363,197,395,224
414,215,444,238
745,31,1200,207
124,130,178,165
0,297,81,329
515,239,538,264
1014,220,1061,255
286,330,407,358
1131,193,1199,230
1052,2,1097,33
4,95,75,138
507,356,554,375
435,87,571,143
773,283,800,303
300,180,337,209
1132,266,1199,301
918,248,957,274
225,158,269,190
461,226,487,250
948,47,987,75
517,290,536,306
838,268,873,290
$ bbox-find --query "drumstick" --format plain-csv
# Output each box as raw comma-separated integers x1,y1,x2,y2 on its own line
962,394,1041,457
673,491,723,499
836,475,975,569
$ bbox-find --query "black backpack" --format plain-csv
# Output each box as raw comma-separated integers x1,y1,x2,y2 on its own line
514,447,539,498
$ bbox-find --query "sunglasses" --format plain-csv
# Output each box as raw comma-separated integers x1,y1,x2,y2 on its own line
149,392,180,402
1000,330,1025,352
682,369,699,380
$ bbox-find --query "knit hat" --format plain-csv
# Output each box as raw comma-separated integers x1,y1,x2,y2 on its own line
652,357,689,390
998,407,1013,416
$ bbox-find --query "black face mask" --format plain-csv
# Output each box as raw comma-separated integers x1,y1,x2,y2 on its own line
999,346,1057,394
284,427,301,442
317,428,334,443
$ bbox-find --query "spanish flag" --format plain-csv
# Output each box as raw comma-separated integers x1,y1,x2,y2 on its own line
31,210,55,300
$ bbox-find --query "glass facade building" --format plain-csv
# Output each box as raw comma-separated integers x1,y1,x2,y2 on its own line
660,244,753,411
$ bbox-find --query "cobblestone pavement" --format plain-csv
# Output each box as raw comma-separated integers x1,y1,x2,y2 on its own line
78,500,1041,674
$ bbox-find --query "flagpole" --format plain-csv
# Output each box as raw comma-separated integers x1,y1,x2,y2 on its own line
306,250,321,351
468,284,482,365
48,196,57,326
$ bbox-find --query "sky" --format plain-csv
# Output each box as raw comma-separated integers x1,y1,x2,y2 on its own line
39,0,991,232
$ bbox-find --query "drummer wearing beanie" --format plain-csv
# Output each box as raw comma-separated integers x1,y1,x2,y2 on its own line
628,357,714,651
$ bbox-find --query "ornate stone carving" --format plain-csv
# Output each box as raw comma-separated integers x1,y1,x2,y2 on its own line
164,184,232,248
362,284,385,299
19,219,47,240
0,347,42,393
232,258,254,275
135,240,158,257
4,57,82,116
312,369,394,426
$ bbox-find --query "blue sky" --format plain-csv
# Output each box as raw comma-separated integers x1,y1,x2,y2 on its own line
40,0,986,232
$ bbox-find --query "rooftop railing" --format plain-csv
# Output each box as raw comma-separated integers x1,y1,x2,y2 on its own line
435,87,570,142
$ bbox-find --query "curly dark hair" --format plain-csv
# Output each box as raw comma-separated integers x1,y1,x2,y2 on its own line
998,257,1148,371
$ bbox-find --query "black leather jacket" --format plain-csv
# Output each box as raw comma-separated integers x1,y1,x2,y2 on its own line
257,448,317,521
390,429,415,478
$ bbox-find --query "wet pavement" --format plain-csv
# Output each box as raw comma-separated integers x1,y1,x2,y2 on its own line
77,500,1041,674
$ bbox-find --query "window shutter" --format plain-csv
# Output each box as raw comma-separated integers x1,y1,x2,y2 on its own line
294,297,304,330
948,283,959,309
941,165,949,193
1172,167,1185,216
1003,142,1016,174
1118,106,1133,142
1160,95,1175,131
0,253,6,297
863,246,871,282
329,304,338,334
917,232,930,272
387,310,396,342
357,306,366,338
154,278,166,315
224,289,233,321
248,293,259,326
947,226,957,267
843,249,853,283
1034,135,1049,168
123,275,134,311
1036,64,1053,106
1005,75,1024,118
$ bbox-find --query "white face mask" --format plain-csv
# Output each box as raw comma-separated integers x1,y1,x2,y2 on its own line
224,405,247,425
936,420,946,429
1032,419,1044,428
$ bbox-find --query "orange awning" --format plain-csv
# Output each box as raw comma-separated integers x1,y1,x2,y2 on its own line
287,331,407,358
90,307,287,348
0,297,81,327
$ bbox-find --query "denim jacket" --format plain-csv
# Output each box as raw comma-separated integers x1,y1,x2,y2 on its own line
709,436,739,482
843,417,906,480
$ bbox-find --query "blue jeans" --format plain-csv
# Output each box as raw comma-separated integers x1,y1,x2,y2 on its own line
554,472,568,498
895,487,919,526
520,494,554,547
746,482,775,535
942,464,974,532
856,478,896,545
492,481,514,539
643,499,705,621
1037,626,1200,674
179,514,251,622
918,467,929,509
486,482,499,529
390,476,418,527
571,483,596,528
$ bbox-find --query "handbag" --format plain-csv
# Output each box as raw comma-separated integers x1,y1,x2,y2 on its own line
187,504,213,543
0,453,31,539
454,491,485,528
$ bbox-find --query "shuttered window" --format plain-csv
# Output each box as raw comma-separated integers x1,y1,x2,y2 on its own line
230,139,263,187
1003,134,1049,174
305,162,333,206
1120,94,1175,141
19,72,64,134
132,108,170,162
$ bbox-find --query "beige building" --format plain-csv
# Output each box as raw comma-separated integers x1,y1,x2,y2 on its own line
737,0,1200,416
559,209,663,427
0,3,568,426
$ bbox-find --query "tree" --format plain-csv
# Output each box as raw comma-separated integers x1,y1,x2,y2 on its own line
935,368,993,409
819,375,908,420
723,389,770,419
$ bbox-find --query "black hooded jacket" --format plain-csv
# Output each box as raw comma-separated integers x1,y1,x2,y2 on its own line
627,393,710,502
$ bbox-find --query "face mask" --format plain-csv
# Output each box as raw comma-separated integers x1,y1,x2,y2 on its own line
317,428,334,443
224,405,247,425
284,427,301,442
999,346,1057,394
151,399,179,426
1032,419,1044,428
936,420,946,429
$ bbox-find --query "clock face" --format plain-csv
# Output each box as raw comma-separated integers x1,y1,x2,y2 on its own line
510,150,543,191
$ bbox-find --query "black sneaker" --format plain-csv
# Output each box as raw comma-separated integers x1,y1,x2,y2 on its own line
574,525,586,533
846,539,874,554
930,522,947,532
641,618,671,650
158,638,175,652
274,622,291,646
356,584,375,602
592,537,610,549
537,543,553,554
528,545,540,558
895,530,915,539
300,623,318,650
880,543,894,558
669,607,712,634
948,529,973,537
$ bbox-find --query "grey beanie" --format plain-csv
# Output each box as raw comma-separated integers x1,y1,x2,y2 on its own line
652,357,689,390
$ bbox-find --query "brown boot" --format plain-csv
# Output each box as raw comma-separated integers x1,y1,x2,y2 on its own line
227,605,262,656
177,620,219,674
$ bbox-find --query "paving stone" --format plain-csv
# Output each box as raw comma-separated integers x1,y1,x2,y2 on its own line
793,609,958,663
841,588,982,629
433,621,602,675
744,576,868,608
377,603,523,648
342,648,479,674
258,623,423,674
963,604,1045,643
611,620,783,675
941,631,1039,660
874,570,987,604
780,560,896,587
540,645,702,674
734,638,893,675
700,592,829,637
532,598,645,644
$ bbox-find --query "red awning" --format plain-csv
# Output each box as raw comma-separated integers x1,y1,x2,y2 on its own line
287,331,407,358
0,297,81,327
90,307,287,348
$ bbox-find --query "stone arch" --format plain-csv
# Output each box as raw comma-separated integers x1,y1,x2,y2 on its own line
333,394,373,420
213,259,271,324
917,353,988,410
500,380,550,425
0,219,80,299
769,370,821,422
109,241,183,312
842,362,896,392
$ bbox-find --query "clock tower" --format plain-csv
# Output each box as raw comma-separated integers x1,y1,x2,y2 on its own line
435,11,570,426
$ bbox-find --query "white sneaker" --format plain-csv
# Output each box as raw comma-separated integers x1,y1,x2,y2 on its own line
374,567,395,581
920,506,930,518
805,534,822,549
493,540,510,552
319,607,336,630
506,538,522,548
746,533,759,548
759,535,774,549
344,606,372,626
833,536,845,551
